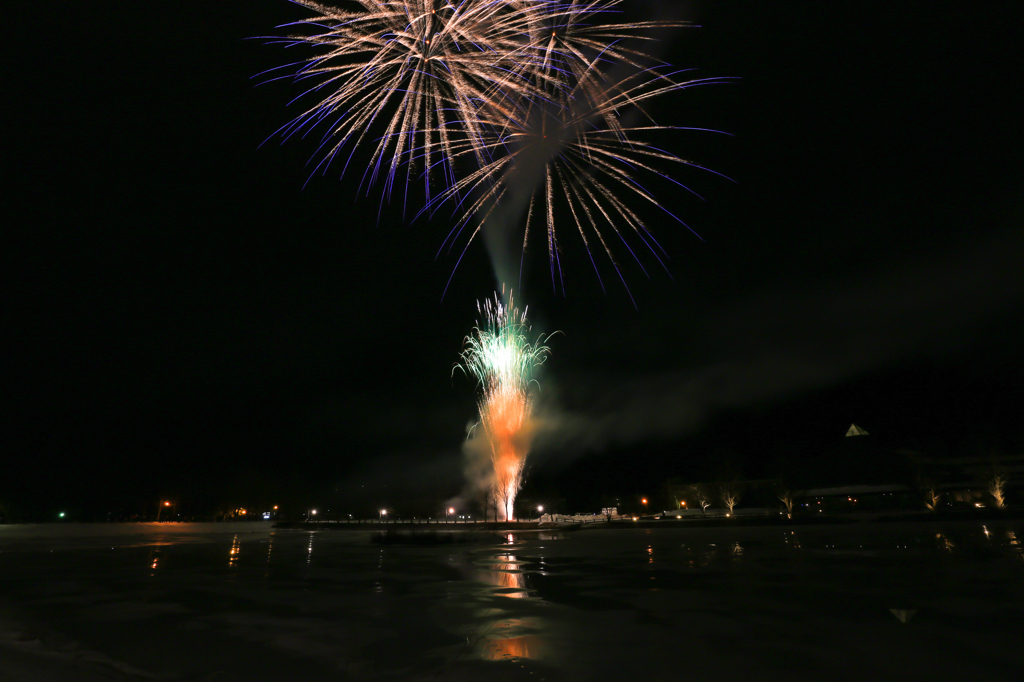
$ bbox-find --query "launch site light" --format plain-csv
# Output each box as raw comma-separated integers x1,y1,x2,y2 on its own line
311,509,317,515
164,501,171,506
641,499,647,505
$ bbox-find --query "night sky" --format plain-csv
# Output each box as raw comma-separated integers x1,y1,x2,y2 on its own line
6,1,1022,519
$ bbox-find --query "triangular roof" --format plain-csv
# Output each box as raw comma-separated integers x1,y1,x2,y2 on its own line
845,423,869,437
889,608,916,624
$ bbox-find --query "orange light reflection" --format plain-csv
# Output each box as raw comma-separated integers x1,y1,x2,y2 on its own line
481,635,542,660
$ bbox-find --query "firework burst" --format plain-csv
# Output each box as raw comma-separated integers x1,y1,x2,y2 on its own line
261,1,730,291
457,291,553,520
260,0,550,208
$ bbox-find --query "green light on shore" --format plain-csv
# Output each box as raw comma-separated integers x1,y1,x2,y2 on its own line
59,512,65,518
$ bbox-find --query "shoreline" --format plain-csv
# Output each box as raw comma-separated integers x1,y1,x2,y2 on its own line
273,507,1022,531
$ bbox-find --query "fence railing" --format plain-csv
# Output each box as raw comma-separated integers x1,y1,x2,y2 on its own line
296,518,538,524
295,509,783,525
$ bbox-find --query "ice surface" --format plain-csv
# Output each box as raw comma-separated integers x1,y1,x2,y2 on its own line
1,521,1022,680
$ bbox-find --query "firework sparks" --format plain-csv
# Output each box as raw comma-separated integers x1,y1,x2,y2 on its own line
260,0,553,207
457,291,553,521
425,63,734,303
261,1,727,290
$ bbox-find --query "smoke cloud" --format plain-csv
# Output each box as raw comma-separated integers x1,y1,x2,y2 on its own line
530,226,1023,460
477,4,694,294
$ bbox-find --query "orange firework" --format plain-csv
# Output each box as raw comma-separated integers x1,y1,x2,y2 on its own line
457,292,553,521
480,380,530,521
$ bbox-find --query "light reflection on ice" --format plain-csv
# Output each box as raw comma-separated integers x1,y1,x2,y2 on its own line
472,548,531,598
476,617,543,661
481,634,542,660
482,561,528,597
2,522,1023,681
677,542,727,568
1007,531,1022,562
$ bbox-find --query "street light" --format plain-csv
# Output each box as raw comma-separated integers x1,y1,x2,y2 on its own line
537,505,544,521
447,507,454,523
380,509,387,522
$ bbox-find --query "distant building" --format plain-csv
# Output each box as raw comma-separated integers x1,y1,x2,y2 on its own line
845,423,869,437
908,450,1024,495
665,423,1019,514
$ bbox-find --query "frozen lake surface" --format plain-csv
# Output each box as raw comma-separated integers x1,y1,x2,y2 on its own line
1,521,1022,681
